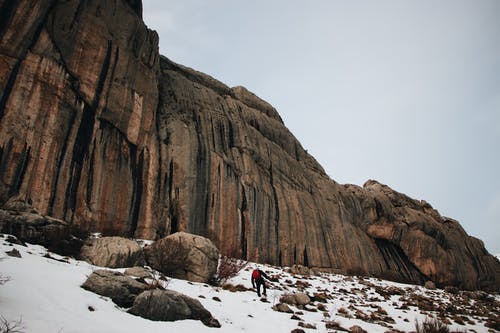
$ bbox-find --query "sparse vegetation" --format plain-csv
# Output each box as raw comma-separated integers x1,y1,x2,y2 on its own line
0,315,25,333
211,256,248,286
415,317,467,333
0,275,10,286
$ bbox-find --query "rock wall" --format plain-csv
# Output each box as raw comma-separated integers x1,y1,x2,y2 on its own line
0,0,160,237
0,0,498,291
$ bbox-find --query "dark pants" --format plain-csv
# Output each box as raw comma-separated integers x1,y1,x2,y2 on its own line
256,278,266,296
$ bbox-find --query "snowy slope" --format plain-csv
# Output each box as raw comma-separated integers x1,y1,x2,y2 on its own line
0,235,498,333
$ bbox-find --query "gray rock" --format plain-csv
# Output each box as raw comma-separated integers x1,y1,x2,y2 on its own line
280,292,311,306
81,270,147,307
80,237,145,268
349,325,368,333
289,265,311,276
5,248,21,258
272,303,293,313
128,289,220,327
144,232,219,283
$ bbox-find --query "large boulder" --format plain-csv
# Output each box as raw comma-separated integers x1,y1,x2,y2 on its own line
144,232,219,283
80,237,145,268
81,270,147,308
0,209,85,256
128,289,220,328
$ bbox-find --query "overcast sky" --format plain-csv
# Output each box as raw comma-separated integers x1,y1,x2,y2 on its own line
142,0,500,254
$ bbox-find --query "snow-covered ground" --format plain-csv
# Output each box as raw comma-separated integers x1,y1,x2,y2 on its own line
0,234,498,333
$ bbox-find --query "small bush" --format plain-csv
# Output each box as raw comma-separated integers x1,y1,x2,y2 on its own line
0,315,25,333
0,275,11,286
212,256,247,286
415,317,467,333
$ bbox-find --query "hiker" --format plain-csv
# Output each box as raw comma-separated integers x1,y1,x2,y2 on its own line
251,268,270,297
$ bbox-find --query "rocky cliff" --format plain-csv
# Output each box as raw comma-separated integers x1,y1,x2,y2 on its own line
1,0,498,291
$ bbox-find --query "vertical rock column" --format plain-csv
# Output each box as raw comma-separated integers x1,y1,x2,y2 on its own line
0,0,161,237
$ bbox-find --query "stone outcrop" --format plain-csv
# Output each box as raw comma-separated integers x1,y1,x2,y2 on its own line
81,269,147,308
0,208,85,256
144,232,219,283
0,0,498,291
80,236,145,268
128,289,221,328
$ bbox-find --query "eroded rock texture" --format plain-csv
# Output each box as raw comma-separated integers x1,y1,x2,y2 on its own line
0,0,160,238
0,0,498,290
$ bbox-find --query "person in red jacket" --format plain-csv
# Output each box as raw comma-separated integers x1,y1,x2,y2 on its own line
251,268,270,297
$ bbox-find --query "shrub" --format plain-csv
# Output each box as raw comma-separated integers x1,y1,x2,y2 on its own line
0,315,25,333
0,275,10,286
211,256,247,286
415,317,467,333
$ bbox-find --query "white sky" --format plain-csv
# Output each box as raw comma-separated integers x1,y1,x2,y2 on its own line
141,0,500,254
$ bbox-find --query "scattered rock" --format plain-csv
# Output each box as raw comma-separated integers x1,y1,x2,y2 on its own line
444,286,459,294
424,281,436,290
290,314,302,320
349,325,368,333
144,232,219,283
280,292,311,306
316,303,327,311
289,265,312,276
80,237,145,268
81,270,147,307
325,320,342,330
312,292,330,303
298,321,316,329
272,303,293,313
222,283,251,292
291,329,305,333
5,248,21,258
124,266,152,279
128,289,221,327
5,235,26,246
212,296,221,302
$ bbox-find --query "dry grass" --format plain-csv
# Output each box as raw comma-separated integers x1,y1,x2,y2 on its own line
414,317,467,333
0,315,25,333
211,256,248,286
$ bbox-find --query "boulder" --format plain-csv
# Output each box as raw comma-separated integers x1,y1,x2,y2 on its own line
144,232,219,283
349,325,368,333
289,265,311,276
424,281,436,290
280,292,311,306
128,289,220,327
124,266,152,279
81,270,147,308
272,303,293,313
0,209,85,257
80,237,145,268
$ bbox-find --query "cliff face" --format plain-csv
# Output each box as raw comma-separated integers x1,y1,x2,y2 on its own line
0,0,160,237
0,0,498,291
